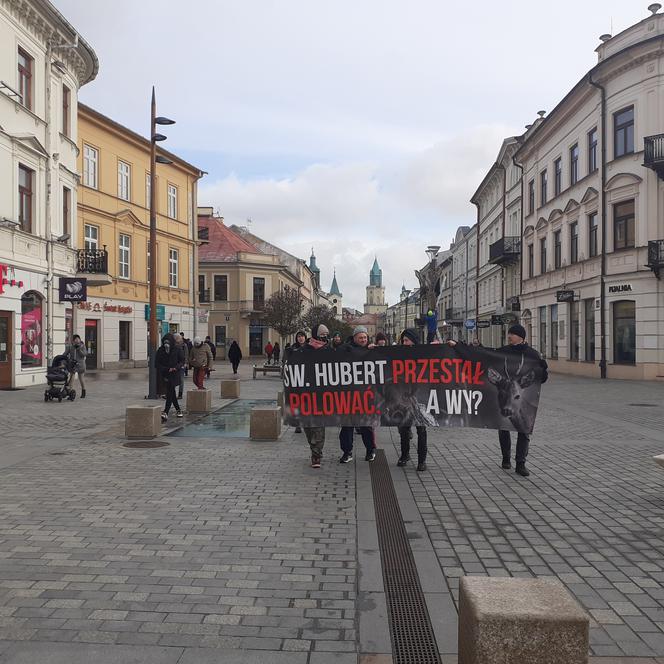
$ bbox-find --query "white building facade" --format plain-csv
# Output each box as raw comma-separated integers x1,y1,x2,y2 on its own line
517,6,664,379
446,225,477,341
0,0,97,388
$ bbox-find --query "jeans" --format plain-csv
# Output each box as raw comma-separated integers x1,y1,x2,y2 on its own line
177,369,185,398
193,367,206,389
69,371,85,392
164,383,180,414
498,430,530,464
339,426,375,454
398,425,427,464
231,360,240,374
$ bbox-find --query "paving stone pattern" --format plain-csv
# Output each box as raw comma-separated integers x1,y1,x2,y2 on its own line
388,374,664,658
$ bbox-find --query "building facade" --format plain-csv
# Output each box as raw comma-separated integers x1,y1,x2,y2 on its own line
384,285,421,343
446,225,477,341
75,104,203,369
517,7,664,379
0,0,97,388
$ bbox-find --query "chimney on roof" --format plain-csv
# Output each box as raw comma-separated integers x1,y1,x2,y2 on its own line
599,33,612,42
648,3,661,14
537,110,546,118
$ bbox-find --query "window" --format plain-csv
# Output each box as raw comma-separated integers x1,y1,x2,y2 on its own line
569,301,580,361
83,145,98,189
18,47,33,110
570,222,578,264
540,237,547,274
119,234,131,279
584,299,595,362
119,321,131,361
540,170,548,206
198,274,207,302
550,304,559,359
588,213,598,257
613,300,635,364
613,200,635,250
253,277,265,309
18,164,33,233
614,107,634,158
168,248,178,287
118,161,131,201
554,230,562,269
554,158,562,196
62,187,71,239
84,224,99,251
214,275,228,301
528,179,535,215
21,292,43,367
146,173,151,207
570,144,579,185
167,184,178,219
539,306,547,357
62,85,70,137
528,244,534,278
214,325,226,348
588,127,598,173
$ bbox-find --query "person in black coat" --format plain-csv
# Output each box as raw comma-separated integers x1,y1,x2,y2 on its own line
155,334,184,421
227,340,242,375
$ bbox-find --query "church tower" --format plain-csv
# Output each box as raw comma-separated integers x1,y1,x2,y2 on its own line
329,270,343,318
308,248,320,289
364,257,387,314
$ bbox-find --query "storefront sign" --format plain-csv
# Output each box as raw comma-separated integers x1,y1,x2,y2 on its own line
78,301,133,314
476,319,491,329
608,283,633,294
0,263,25,295
491,315,503,326
145,304,166,320
59,278,87,302
198,310,209,324
556,290,575,303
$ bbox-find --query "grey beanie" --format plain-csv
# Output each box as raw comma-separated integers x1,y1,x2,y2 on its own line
353,325,368,336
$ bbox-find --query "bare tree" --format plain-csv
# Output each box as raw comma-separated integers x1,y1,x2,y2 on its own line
261,288,304,343
302,304,353,340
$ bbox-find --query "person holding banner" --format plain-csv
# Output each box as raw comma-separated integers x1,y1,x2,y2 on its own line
290,330,308,434
396,328,428,471
296,323,332,468
337,325,377,463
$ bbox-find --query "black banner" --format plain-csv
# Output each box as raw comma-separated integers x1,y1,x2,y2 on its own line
283,345,544,434
59,277,87,302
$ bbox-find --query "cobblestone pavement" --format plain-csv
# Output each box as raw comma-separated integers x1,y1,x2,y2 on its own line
1,366,664,662
387,373,664,659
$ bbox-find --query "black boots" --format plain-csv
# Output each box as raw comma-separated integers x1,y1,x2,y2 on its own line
501,458,511,469
515,463,530,477
397,454,410,467
81,389,86,399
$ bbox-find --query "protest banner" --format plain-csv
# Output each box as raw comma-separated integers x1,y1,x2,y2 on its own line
283,344,544,434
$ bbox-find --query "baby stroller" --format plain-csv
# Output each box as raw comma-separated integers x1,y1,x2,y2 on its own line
44,354,77,402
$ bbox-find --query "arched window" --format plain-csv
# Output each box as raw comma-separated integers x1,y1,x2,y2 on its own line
613,300,635,365
21,291,44,368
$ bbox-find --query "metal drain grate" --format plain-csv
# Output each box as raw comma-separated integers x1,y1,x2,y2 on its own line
123,440,170,449
628,403,658,407
370,449,442,664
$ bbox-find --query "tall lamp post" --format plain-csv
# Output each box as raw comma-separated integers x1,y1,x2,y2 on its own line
147,86,175,399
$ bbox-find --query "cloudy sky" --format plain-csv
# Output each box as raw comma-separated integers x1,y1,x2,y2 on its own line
55,0,646,309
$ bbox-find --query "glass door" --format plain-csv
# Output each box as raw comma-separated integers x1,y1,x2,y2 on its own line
0,312,12,389
85,319,98,370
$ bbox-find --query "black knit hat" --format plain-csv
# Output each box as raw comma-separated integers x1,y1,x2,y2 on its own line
508,324,526,340
400,328,418,345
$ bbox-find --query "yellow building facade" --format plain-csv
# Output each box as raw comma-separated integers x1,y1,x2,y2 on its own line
75,104,203,369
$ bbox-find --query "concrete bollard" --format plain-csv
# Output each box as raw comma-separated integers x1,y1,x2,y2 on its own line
186,389,212,414
276,390,284,407
654,454,664,468
250,406,282,441
458,576,589,664
221,378,241,399
125,405,163,439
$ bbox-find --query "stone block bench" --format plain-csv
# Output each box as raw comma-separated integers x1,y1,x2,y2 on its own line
250,406,281,440
186,388,212,414
125,405,162,439
458,576,589,664
252,364,283,379
221,378,241,399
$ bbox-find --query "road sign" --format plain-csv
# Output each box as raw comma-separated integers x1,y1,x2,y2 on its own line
464,319,476,330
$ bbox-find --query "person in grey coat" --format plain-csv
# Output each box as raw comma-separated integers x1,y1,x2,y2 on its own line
66,334,88,398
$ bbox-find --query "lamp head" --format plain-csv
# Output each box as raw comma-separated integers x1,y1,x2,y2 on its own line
155,116,175,125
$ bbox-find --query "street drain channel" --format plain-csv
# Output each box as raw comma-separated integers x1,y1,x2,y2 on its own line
370,449,442,664
628,403,658,407
123,440,170,449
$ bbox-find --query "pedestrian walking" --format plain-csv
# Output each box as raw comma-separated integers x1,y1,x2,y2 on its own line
155,334,184,421
273,342,281,364
65,334,88,399
295,324,331,468
396,328,428,471
227,340,242,374
173,333,187,398
337,325,376,463
189,336,213,389
204,336,216,377
265,341,274,364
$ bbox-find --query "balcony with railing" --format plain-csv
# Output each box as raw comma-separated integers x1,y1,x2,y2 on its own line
647,240,664,279
76,248,112,286
644,134,664,180
489,236,521,266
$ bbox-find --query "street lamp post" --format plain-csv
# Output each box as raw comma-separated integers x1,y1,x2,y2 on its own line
147,87,175,399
